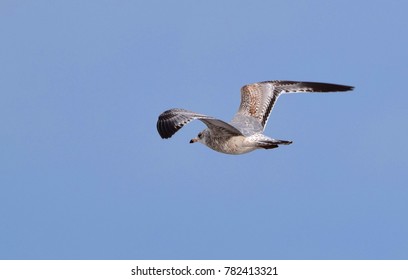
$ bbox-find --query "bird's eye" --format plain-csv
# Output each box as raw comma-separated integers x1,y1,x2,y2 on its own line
198,132,202,138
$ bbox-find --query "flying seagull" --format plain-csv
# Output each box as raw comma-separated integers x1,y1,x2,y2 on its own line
157,80,353,155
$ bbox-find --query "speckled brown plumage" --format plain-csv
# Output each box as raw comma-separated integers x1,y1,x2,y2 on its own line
157,80,354,155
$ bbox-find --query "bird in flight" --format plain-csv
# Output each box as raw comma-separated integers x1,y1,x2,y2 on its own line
157,80,353,155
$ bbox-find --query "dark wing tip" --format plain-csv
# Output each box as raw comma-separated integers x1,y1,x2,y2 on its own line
156,120,175,139
296,81,354,92
156,108,193,139
258,80,354,93
157,110,178,139
325,83,354,92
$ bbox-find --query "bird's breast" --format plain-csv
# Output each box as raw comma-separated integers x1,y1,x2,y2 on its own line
204,135,256,155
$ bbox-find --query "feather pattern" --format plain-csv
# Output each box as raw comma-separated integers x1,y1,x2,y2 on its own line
156,80,354,154
157,108,242,139
234,80,354,130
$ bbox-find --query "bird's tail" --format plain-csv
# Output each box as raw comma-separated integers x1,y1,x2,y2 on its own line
256,139,293,149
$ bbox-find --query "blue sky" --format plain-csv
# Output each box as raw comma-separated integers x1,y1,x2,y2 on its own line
1,0,407,259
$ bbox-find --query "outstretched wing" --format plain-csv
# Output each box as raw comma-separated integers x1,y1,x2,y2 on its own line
157,108,243,139
232,80,354,131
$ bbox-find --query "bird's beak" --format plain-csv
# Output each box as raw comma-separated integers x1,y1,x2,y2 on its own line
190,138,198,144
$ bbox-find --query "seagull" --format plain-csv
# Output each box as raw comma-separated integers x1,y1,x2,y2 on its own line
157,80,353,155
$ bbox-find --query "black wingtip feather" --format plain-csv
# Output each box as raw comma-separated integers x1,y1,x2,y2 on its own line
259,80,354,93
157,108,197,139
296,81,354,92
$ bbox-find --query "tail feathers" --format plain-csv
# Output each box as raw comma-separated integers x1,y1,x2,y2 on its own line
256,139,293,149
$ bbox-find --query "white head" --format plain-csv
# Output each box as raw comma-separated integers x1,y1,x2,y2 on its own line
189,129,208,145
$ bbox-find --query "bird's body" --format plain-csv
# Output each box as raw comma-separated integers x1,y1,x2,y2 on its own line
199,133,252,155
157,80,354,155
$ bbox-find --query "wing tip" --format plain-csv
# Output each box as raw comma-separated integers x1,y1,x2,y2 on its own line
256,80,354,92
156,108,199,139
335,84,354,92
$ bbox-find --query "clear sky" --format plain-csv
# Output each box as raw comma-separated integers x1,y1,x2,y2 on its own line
1,0,407,259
